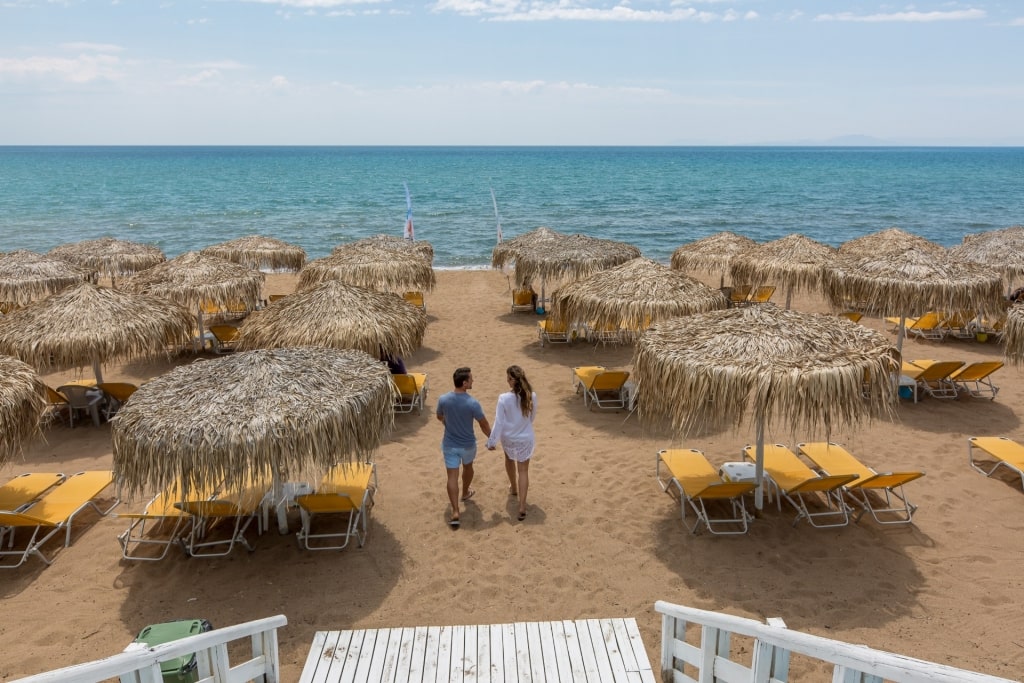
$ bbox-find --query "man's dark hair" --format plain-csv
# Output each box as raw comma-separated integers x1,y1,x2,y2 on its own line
453,367,472,389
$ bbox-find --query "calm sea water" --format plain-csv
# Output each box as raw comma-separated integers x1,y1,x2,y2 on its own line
0,146,1021,268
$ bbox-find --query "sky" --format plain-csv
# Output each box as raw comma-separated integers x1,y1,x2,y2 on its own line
0,1,1022,146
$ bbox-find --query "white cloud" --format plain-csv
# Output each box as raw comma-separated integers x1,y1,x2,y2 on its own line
1010,17,1024,26
239,0,389,6
431,0,753,22
60,42,125,53
815,9,986,22
174,68,222,86
270,75,290,87
0,54,123,83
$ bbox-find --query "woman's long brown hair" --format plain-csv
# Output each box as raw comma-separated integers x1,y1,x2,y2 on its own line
507,365,533,418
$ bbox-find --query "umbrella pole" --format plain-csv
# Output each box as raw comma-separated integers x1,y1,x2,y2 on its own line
195,308,207,353
753,412,766,510
539,278,547,314
896,315,907,356
273,470,289,534
785,285,793,310
92,359,104,386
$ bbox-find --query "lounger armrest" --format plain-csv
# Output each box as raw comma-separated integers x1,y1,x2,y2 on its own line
850,471,925,490
789,473,857,493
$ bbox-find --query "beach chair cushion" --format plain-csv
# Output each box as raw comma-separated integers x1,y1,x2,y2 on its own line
742,444,856,528
0,472,65,513
581,370,630,410
117,481,220,561
174,481,269,557
797,442,923,524
296,462,377,550
0,470,117,568
656,449,754,535
537,318,572,345
511,289,536,313
968,436,1024,490
393,373,428,414
949,361,1002,400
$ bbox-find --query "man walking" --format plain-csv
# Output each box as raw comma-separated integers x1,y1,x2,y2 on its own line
436,367,491,528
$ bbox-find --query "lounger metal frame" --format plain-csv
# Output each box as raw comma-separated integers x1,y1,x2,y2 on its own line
656,450,754,535
968,436,1024,490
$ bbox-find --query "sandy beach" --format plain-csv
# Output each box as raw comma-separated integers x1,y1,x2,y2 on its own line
2,268,1022,681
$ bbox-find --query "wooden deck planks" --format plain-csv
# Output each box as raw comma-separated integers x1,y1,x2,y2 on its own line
300,618,656,683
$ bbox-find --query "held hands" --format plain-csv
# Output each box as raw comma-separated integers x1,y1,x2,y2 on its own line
486,444,496,451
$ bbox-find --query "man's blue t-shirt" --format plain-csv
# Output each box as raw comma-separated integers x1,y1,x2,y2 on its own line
437,391,485,449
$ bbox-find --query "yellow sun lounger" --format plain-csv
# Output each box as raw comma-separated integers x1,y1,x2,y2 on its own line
968,436,1024,490
950,361,1003,400
117,481,220,561
656,449,755,535
797,442,924,525
910,360,965,399
392,373,428,414
537,318,572,345
742,444,857,528
579,370,631,411
175,481,269,557
403,290,426,311
296,462,377,550
511,288,536,314
0,470,118,568
0,472,65,512
572,366,606,395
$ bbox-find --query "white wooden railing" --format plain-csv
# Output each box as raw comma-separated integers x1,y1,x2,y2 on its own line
656,601,1015,683
12,614,286,683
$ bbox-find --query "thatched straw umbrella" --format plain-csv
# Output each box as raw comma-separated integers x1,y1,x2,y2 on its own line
0,250,97,306
670,231,758,287
729,234,839,309
238,280,427,359
200,235,307,272
839,227,945,259
1005,303,1024,366
549,258,728,333
950,226,1024,296
0,283,193,384
336,234,435,264
0,355,45,466
49,237,165,286
300,243,436,293
112,347,396,533
824,247,1005,354
491,227,641,307
633,306,900,509
121,251,264,345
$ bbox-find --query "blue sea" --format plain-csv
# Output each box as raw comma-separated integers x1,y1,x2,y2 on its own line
0,146,1021,268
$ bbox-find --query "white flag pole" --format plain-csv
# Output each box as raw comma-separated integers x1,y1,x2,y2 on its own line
403,182,414,241
490,187,502,244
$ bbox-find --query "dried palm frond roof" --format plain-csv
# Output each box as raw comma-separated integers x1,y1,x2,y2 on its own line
49,237,166,279
238,280,427,358
1005,303,1024,366
729,234,838,292
670,232,758,273
491,227,641,285
550,258,728,330
632,305,899,437
0,250,97,306
120,251,264,311
299,244,436,293
950,226,1024,281
0,283,193,373
111,347,396,499
839,227,945,258
335,235,435,263
824,247,1005,319
0,354,45,466
201,235,307,272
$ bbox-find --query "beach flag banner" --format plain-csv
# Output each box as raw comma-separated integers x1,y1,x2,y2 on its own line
403,182,414,241
491,187,503,243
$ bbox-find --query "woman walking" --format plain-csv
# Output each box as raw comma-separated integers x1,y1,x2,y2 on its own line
486,365,537,521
